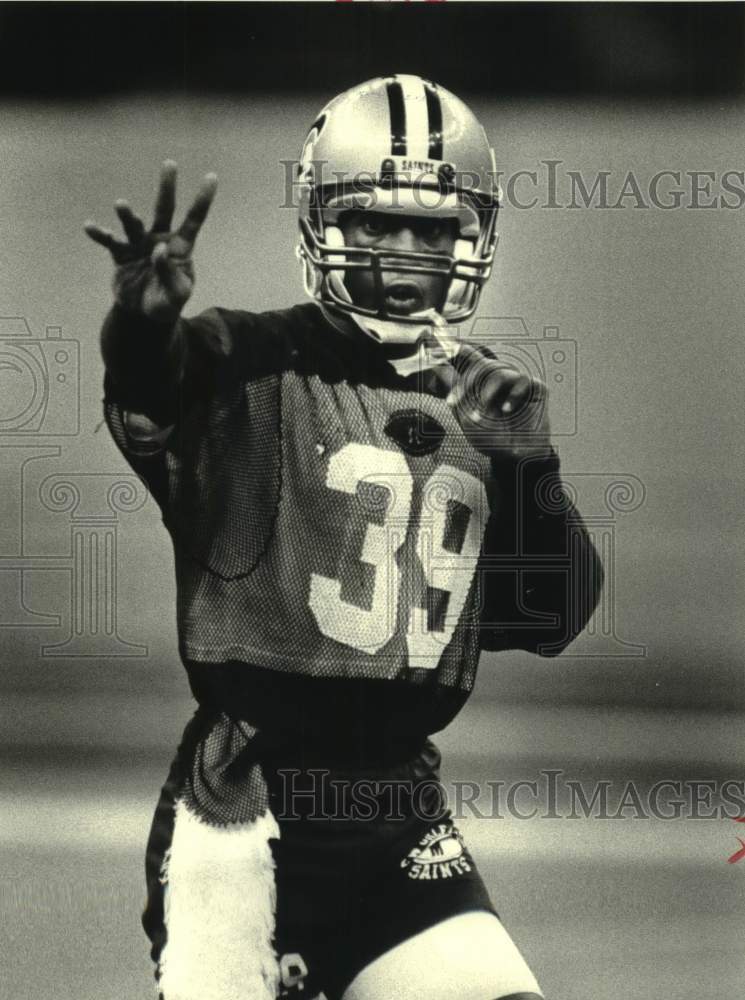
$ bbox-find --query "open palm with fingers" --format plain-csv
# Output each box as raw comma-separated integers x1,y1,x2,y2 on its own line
85,161,217,324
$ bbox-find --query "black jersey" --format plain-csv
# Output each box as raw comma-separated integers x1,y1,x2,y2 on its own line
104,302,601,739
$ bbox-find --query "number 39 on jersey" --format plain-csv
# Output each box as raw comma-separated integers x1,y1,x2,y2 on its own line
309,443,490,671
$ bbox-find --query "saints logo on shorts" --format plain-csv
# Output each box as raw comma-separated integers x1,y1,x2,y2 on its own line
400,821,473,881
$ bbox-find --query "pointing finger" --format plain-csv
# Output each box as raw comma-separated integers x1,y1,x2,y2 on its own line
177,173,218,244
484,372,530,415
151,160,178,233
451,341,488,373
462,361,521,415
501,376,546,415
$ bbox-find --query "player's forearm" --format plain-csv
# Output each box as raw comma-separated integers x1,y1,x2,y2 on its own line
479,452,604,655
100,304,184,425
518,492,604,657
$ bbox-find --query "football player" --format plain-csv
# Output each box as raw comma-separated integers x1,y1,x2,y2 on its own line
86,75,602,1000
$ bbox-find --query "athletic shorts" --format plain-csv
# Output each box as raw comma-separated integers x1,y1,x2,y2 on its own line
142,708,496,1000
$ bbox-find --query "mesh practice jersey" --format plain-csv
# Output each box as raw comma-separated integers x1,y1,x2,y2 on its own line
104,303,601,736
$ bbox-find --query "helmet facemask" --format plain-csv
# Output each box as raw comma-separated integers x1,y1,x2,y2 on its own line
298,183,498,342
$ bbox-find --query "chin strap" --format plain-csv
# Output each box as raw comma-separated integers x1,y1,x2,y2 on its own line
349,308,437,347
320,304,462,377
373,313,463,379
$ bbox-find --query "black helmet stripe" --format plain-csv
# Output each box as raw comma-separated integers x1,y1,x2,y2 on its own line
386,77,407,156
423,80,444,160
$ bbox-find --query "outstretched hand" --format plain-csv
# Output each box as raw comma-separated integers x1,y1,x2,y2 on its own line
85,161,217,324
440,342,553,461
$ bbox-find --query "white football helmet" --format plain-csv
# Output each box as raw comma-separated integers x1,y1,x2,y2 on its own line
296,74,500,344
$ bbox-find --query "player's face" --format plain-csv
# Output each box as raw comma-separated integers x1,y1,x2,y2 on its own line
338,211,458,317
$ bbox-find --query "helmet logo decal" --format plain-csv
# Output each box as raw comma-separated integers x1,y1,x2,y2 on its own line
298,113,327,182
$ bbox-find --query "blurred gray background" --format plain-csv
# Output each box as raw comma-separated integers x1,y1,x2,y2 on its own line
0,4,743,1000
